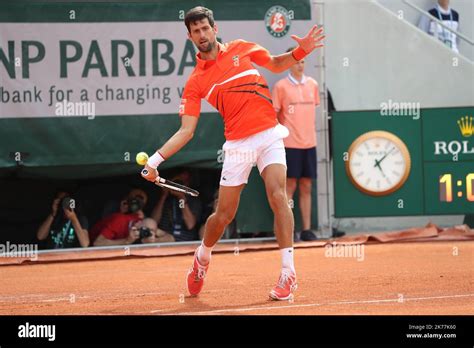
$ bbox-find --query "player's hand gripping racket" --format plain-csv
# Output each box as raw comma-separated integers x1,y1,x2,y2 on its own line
141,169,200,197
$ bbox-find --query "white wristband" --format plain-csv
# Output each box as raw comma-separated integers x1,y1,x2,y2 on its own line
147,151,165,169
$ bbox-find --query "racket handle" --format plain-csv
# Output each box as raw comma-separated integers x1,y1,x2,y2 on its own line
141,168,158,177
141,168,163,184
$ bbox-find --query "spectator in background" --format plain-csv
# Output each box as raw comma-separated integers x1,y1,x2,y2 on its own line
140,217,175,243
101,188,147,219
93,218,144,246
418,0,460,53
151,170,202,242
272,48,319,241
37,191,90,248
90,188,148,245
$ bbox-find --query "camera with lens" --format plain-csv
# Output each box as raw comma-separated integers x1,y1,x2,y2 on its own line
139,227,152,239
61,196,75,211
126,197,145,213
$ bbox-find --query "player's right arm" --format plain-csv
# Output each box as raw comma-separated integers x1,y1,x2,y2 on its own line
141,115,198,182
156,115,198,159
142,76,201,182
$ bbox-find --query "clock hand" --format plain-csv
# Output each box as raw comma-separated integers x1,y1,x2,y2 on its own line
380,166,386,177
377,163,386,177
377,147,396,166
373,159,386,177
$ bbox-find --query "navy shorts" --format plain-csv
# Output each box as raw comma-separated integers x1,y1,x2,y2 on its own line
285,147,317,179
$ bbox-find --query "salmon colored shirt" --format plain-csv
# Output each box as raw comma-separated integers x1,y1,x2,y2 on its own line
178,40,278,140
272,74,320,149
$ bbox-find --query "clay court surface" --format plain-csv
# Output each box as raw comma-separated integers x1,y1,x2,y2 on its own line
1,240,473,315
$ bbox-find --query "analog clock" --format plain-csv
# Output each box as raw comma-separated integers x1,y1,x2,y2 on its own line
346,131,411,196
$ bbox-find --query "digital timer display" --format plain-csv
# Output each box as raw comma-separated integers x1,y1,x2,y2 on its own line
439,173,474,202
424,162,474,215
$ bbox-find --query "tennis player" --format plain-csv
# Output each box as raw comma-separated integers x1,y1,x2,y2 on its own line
141,6,324,300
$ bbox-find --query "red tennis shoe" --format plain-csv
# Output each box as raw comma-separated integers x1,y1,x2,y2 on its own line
269,268,297,301
186,248,209,296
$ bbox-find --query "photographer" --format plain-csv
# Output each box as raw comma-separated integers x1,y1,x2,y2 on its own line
93,218,144,246
140,217,175,243
36,191,90,249
101,188,147,219
90,189,148,246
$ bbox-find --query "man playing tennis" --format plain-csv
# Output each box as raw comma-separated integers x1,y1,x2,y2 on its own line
141,6,324,300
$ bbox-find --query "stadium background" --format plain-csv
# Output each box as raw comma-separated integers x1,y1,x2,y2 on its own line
0,0,473,245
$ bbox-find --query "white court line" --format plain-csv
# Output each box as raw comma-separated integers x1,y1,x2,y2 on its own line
161,293,474,315
150,309,168,313
0,289,230,307
0,290,170,304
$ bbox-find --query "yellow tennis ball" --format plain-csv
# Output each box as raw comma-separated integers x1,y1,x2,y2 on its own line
136,152,148,165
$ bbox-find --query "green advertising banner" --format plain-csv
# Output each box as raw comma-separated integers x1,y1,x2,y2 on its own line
0,0,313,178
0,0,318,235
333,107,474,217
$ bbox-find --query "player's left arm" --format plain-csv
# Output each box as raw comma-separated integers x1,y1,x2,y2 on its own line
263,25,325,73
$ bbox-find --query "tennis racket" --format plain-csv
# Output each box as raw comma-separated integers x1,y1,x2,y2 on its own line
141,169,199,197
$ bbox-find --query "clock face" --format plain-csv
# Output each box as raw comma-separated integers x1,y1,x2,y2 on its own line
346,131,411,196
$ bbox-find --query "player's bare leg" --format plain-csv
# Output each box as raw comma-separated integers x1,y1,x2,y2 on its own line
186,184,245,296
286,177,298,239
262,164,294,248
202,184,245,247
261,163,297,300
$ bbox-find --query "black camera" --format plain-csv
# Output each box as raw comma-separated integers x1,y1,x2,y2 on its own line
61,196,74,211
139,227,152,239
127,197,144,213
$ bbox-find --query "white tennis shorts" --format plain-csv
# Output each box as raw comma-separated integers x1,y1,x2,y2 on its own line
219,124,289,186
